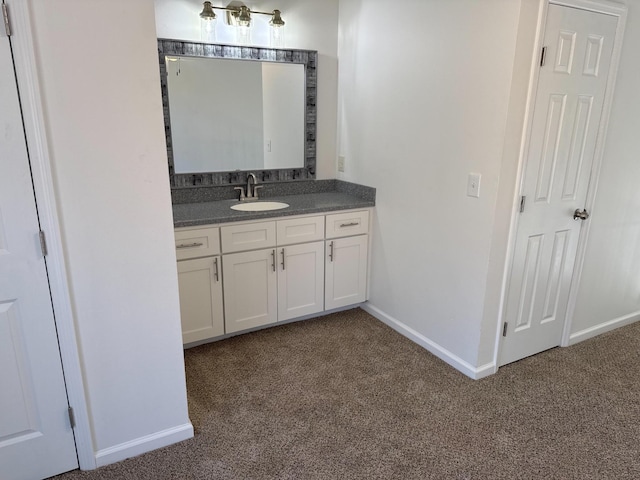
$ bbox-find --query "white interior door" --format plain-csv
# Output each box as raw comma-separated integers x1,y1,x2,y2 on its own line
500,4,618,366
0,32,78,479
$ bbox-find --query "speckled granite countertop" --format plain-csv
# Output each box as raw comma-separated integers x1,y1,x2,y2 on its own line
173,192,375,228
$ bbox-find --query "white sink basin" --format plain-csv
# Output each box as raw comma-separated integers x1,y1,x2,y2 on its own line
230,201,290,212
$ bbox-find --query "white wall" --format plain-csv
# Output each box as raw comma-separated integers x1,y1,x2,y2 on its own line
338,0,521,373
30,0,192,462
570,1,640,342
154,0,339,179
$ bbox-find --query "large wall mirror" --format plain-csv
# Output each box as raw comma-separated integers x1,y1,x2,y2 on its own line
158,39,317,188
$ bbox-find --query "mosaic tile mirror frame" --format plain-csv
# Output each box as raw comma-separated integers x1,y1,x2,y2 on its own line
158,39,318,188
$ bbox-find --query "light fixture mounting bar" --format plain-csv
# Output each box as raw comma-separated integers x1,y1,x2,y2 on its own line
204,3,283,26
208,5,279,16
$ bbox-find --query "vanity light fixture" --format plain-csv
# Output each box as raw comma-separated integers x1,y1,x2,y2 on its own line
269,10,285,47
198,2,286,47
199,1,217,42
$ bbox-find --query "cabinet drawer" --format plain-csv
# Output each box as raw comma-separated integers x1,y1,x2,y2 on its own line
221,221,276,253
277,216,324,246
325,211,369,239
175,227,220,260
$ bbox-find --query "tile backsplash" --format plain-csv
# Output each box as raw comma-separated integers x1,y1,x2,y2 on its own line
171,180,376,205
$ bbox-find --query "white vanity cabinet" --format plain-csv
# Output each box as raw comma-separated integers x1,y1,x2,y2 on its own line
175,208,371,345
174,227,224,344
222,248,278,334
325,211,369,310
276,215,326,322
325,236,368,310
221,216,326,332
277,241,325,322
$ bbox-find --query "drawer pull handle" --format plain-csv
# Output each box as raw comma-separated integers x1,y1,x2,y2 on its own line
176,242,204,249
213,257,219,282
329,241,334,262
340,222,360,228
281,248,286,271
271,250,276,272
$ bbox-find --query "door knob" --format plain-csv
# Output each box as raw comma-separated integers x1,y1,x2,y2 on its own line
573,209,590,221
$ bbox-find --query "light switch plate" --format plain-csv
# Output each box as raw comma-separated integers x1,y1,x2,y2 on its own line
338,156,345,173
467,173,481,198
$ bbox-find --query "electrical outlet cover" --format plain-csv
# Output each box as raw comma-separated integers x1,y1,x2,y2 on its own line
467,173,481,198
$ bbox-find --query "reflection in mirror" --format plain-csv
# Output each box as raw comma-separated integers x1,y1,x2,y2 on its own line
158,40,317,188
166,57,304,174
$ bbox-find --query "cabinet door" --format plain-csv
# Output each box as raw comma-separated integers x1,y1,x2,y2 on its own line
277,241,325,321
223,249,278,334
177,256,224,344
325,235,368,310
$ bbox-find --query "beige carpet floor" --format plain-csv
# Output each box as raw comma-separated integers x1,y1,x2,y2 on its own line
53,308,640,479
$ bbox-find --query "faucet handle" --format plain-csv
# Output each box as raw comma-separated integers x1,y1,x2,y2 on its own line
253,185,263,199
233,186,245,201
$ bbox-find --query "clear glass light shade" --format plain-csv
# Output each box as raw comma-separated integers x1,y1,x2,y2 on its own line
270,25,285,47
200,17,216,42
236,24,251,44
269,10,285,48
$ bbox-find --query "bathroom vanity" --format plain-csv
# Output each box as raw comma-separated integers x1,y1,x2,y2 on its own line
173,191,374,345
159,39,375,346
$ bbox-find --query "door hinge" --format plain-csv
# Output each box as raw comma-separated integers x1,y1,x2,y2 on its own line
502,322,508,337
68,406,76,429
540,46,547,67
2,3,11,37
39,230,48,257
519,195,526,213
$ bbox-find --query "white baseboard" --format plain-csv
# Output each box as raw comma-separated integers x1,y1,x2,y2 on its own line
94,422,194,468
362,303,496,380
568,310,640,345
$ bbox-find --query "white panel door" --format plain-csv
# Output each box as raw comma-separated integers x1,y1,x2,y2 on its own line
277,241,324,321
501,5,618,366
325,236,368,310
0,32,78,479
223,249,277,334
177,256,224,344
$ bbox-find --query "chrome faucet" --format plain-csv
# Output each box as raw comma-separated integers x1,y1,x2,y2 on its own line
247,173,257,198
234,173,262,201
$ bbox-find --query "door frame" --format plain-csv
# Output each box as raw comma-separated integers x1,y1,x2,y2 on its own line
494,0,627,367
7,1,95,469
